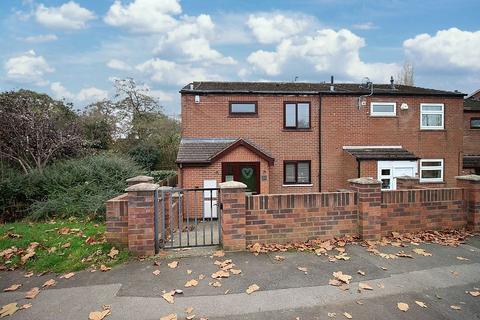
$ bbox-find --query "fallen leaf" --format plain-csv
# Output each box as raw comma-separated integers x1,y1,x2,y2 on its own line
413,248,432,257
380,266,388,270
209,281,221,287
58,227,70,235
185,307,194,314
327,312,336,318
359,283,373,290
3,284,21,292
168,261,179,268
42,279,57,288
211,270,229,279
213,250,225,257
274,255,285,261
25,287,40,299
153,270,161,276
187,269,192,275
185,279,199,287
357,270,365,276
297,267,308,273
356,301,363,305
61,272,75,279
333,271,352,284
456,256,469,261
160,314,177,320
186,315,195,320
343,312,352,319
246,284,260,294
397,302,409,312
20,303,32,310
162,291,175,304
377,283,385,289
24,272,34,278
100,265,111,272
107,247,119,259
61,242,71,249
230,269,242,275
0,303,18,318
198,274,206,280
89,309,111,320
468,291,480,297
450,305,461,310
415,301,427,308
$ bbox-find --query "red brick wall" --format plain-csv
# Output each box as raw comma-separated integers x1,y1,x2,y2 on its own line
245,192,358,244
380,188,466,236
106,193,128,247
463,111,480,155
182,93,463,193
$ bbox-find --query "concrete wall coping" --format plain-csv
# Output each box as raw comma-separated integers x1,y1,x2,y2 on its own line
396,175,420,180
348,177,381,185
455,174,480,182
158,186,173,191
125,182,159,192
219,181,247,189
126,175,154,183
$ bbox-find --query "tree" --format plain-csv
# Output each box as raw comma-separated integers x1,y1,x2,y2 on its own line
0,90,84,173
80,101,116,150
396,61,414,86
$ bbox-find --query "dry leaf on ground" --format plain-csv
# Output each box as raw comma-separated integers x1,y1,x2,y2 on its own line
107,247,119,259
412,248,432,257
160,314,177,320
88,309,111,320
358,283,373,290
211,270,229,279
162,291,175,304
327,312,336,318
468,291,480,297
456,256,469,261
297,267,308,273
209,281,221,287
450,305,461,310
213,250,225,257
168,261,179,269
3,284,21,292
24,272,33,278
397,302,409,312
61,272,75,279
415,301,427,308
230,269,242,275
333,271,352,284
100,265,111,272
246,284,260,294
185,279,199,287
0,303,18,318
153,270,161,276
357,270,365,276
274,255,285,261
185,307,194,314
42,279,57,288
187,269,192,275
25,287,40,299
343,312,352,319
61,242,71,249
198,274,206,280
20,304,32,310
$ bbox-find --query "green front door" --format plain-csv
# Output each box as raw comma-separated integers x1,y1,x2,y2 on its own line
222,162,260,194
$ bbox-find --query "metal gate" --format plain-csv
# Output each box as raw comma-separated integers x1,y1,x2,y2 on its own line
154,187,221,252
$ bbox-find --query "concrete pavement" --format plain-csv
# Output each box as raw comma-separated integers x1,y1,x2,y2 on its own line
0,237,479,319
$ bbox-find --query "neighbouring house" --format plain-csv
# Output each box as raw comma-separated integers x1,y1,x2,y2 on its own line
463,89,480,174
176,79,465,195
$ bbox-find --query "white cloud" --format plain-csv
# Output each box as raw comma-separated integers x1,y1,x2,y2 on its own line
23,34,58,43
104,0,181,33
247,28,399,82
352,22,377,30
247,13,313,44
135,58,222,85
51,82,108,103
107,59,132,71
404,28,480,71
35,1,95,29
5,50,54,85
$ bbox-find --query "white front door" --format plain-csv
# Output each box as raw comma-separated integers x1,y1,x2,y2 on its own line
377,161,418,190
203,180,218,218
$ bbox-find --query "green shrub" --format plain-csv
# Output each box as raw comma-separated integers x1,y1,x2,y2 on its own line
149,170,177,183
0,153,143,221
128,142,162,171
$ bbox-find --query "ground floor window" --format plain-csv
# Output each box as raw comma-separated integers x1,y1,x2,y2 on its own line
420,159,444,182
284,161,311,184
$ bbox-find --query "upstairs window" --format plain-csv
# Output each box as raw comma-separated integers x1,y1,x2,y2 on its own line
284,102,310,129
284,161,311,184
370,102,396,116
229,102,257,116
471,117,480,129
420,159,444,182
420,103,444,130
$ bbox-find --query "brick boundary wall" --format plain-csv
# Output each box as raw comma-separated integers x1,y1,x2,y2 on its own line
105,193,128,247
244,191,358,245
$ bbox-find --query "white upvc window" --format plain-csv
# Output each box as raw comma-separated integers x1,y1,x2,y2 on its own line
420,159,444,182
370,102,396,116
420,103,444,130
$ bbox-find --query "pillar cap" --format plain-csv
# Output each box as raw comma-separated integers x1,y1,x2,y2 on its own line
158,186,173,191
348,177,381,185
455,174,480,182
126,175,154,183
219,181,247,189
125,182,159,192
396,175,419,181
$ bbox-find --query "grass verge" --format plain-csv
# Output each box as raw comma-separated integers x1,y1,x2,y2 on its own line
0,219,129,273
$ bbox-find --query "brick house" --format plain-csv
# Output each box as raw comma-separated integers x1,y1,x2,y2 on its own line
463,89,480,174
176,80,465,197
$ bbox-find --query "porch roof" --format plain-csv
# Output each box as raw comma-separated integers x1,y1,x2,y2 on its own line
344,146,419,161
176,138,274,165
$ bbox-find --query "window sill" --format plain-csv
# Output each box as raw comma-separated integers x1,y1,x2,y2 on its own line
282,129,312,132
282,184,313,187
419,180,444,184
369,115,397,118
228,115,259,118
419,128,446,131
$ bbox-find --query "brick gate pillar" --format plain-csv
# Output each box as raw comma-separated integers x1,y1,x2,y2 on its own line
456,175,480,232
349,177,383,240
219,181,247,251
125,182,159,256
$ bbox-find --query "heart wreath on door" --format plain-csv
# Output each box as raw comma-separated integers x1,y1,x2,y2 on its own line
241,167,254,179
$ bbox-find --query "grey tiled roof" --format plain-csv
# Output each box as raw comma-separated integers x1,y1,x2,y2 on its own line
176,138,273,164
180,81,465,97
464,97,480,111
344,147,419,160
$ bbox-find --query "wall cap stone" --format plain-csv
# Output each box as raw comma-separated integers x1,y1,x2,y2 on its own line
125,182,159,192
158,186,173,191
348,177,381,185
455,174,480,182
126,175,154,183
219,181,247,189
396,175,420,181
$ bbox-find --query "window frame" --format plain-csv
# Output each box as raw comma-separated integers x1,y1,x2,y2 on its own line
283,160,311,185
419,159,444,183
470,117,480,129
370,102,397,117
228,101,258,117
283,102,311,129
420,103,444,130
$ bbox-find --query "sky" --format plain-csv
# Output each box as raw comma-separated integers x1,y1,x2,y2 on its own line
1,0,479,116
